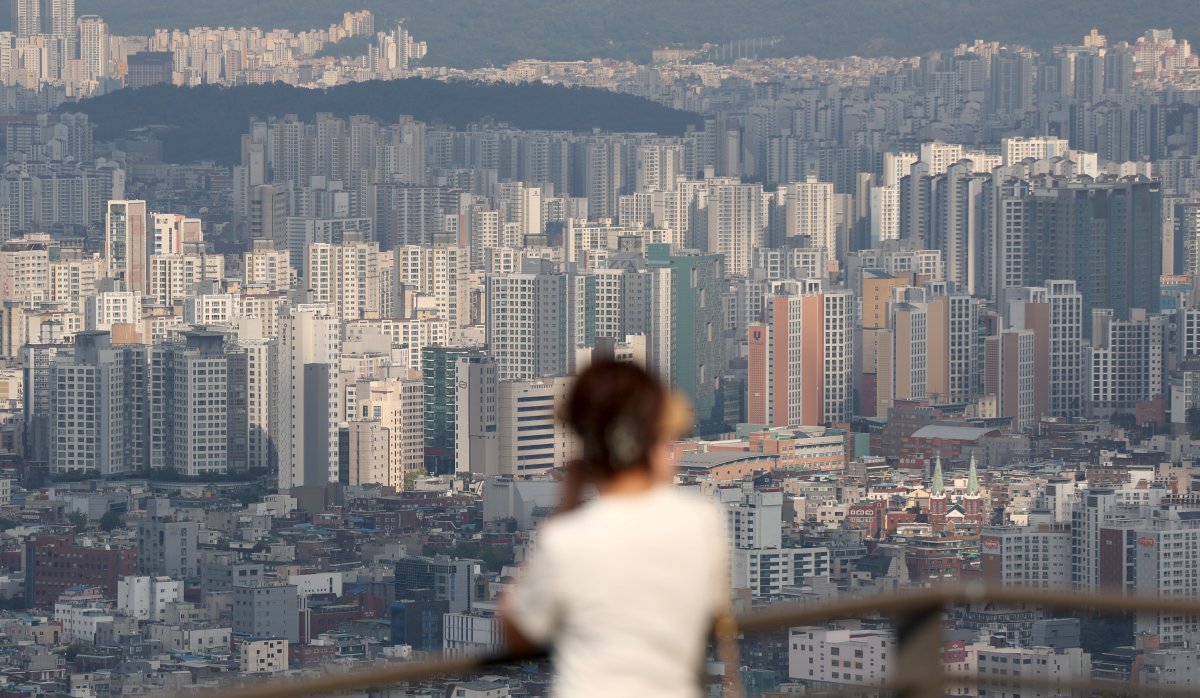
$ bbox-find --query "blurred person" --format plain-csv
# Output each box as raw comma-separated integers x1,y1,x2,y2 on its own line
501,361,732,697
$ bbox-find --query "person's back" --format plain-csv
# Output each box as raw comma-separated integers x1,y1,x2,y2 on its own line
507,486,726,697
500,361,731,697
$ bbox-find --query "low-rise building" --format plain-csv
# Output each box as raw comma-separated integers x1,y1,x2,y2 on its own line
240,638,288,675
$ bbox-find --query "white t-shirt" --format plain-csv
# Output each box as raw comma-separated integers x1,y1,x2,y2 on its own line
506,485,729,698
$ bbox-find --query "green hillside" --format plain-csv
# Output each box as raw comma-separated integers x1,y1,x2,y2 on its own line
67,80,703,164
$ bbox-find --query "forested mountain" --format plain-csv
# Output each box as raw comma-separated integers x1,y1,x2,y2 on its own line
68,80,703,164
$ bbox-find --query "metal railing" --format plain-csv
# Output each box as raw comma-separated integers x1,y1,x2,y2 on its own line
188,584,1200,698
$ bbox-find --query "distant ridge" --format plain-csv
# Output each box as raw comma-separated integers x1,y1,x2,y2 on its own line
68,80,703,165
77,0,1198,68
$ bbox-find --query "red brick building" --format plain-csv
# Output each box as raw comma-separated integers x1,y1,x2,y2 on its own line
24,533,136,608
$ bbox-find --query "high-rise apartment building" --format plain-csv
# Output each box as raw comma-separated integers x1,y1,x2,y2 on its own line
1084,308,1167,417
873,291,928,417
304,234,381,320
984,329,1036,430
1005,281,1084,418
1002,136,1070,165
344,374,423,488
76,15,107,82
394,243,470,330
705,180,764,277
1023,178,1161,330
486,270,571,382
243,241,293,291
647,243,725,432
783,176,836,253
273,304,342,491
926,293,980,404
12,0,39,36
747,280,853,427
49,331,146,476
422,346,487,473
0,234,51,303
150,212,203,255
105,200,149,295
152,331,232,477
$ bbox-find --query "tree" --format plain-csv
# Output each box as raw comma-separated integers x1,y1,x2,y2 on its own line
68,510,89,533
99,511,125,532
403,468,428,491
1188,406,1200,440
1110,412,1137,429
234,488,261,506
61,641,92,661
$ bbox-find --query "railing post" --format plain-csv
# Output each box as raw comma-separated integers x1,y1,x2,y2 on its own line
893,602,944,698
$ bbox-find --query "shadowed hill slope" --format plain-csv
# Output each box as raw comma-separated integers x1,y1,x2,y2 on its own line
68,80,702,164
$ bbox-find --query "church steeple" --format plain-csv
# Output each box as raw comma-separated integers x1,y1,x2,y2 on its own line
967,455,979,496
931,454,945,496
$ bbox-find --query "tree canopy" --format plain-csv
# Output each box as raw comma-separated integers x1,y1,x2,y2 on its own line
68,80,701,165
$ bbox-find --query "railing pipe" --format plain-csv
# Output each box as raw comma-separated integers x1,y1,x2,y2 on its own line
166,584,1200,698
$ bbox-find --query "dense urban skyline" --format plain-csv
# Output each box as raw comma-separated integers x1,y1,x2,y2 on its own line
1,2,1200,695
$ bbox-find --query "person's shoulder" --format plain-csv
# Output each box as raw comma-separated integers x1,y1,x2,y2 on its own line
660,485,720,510
534,503,605,548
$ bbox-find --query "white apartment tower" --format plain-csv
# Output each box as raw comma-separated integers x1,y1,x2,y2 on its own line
1047,281,1084,418
77,15,109,83
705,180,765,276
1002,136,1070,166
636,143,684,192
785,176,836,253
273,304,342,491
486,272,571,381
12,0,39,36
394,243,470,330
869,184,900,246
244,243,293,291
84,290,138,331
48,331,143,476
305,234,381,320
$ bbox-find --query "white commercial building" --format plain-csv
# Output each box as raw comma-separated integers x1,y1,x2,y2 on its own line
974,645,1090,698
496,376,575,476
731,547,831,598
288,572,343,598
443,606,502,658
55,603,114,644
788,626,892,688
117,575,182,622
980,525,1071,589
148,624,232,654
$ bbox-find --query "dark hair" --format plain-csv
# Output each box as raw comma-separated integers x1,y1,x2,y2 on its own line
562,361,669,478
